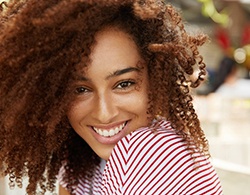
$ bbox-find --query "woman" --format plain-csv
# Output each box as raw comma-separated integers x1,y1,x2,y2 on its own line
0,0,222,194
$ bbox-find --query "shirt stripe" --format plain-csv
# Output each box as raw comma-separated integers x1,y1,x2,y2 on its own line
59,120,223,195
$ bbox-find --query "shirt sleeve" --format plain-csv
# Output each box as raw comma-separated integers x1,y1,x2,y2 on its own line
101,122,223,195
57,164,68,190
57,162,104,195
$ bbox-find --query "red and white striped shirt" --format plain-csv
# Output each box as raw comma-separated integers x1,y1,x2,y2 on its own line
59,120,223,195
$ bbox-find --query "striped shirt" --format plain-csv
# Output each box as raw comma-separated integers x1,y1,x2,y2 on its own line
59,120,223,195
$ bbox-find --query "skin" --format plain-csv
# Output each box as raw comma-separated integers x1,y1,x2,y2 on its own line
59,185,71,195
61,28,149,194
0,2,210,195
67,28,149,162
60,28,150,194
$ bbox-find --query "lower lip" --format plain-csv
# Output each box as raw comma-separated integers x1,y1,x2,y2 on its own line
91,121,129,145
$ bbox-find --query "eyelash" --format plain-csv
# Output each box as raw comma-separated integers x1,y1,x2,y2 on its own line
74,80,136,94
115,80,136,90
74,86,90,94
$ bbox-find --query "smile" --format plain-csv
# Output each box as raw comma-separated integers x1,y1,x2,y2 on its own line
92,122,126,137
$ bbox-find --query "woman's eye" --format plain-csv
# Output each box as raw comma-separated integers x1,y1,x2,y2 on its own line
116,80,135,89
75,86,89,94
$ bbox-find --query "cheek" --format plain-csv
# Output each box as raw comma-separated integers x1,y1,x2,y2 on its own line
66,101,89,126
67,103,78,121
122,91,148,115
138,81,149,112
66,105,90,140
66,109,78,130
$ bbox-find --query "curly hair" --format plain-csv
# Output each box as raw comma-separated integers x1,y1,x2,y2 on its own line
0,0,208,194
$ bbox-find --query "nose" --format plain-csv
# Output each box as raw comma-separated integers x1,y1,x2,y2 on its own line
92,92,118,124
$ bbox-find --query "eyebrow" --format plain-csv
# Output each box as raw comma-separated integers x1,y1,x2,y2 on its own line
75,67,141,81
105,67,141,80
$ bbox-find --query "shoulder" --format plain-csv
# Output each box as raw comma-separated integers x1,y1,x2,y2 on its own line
115,119,186,161
104,120,223,194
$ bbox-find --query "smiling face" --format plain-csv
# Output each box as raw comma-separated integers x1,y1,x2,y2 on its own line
67,28,149,160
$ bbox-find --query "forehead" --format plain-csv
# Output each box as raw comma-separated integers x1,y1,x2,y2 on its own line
72,27,147,81
85,28,143,73
92,28,139,58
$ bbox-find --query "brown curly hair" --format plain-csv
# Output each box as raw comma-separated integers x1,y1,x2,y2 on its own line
0,0,208,194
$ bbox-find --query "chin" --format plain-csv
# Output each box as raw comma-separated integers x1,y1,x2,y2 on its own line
95,147,113,161
98,152,110,161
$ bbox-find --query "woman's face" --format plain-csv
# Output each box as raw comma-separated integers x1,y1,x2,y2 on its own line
67,28,149,160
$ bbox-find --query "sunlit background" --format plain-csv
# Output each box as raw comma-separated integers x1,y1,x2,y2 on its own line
1,0,250,194
172,1,250,195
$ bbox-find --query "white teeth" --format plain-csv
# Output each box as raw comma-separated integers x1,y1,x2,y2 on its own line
103,130,109,137
93,122,126,137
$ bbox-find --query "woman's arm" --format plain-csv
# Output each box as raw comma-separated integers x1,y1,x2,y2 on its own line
59,185,71,195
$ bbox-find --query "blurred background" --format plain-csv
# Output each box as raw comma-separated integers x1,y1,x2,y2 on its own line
171,0,250,195
1,0,250,194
